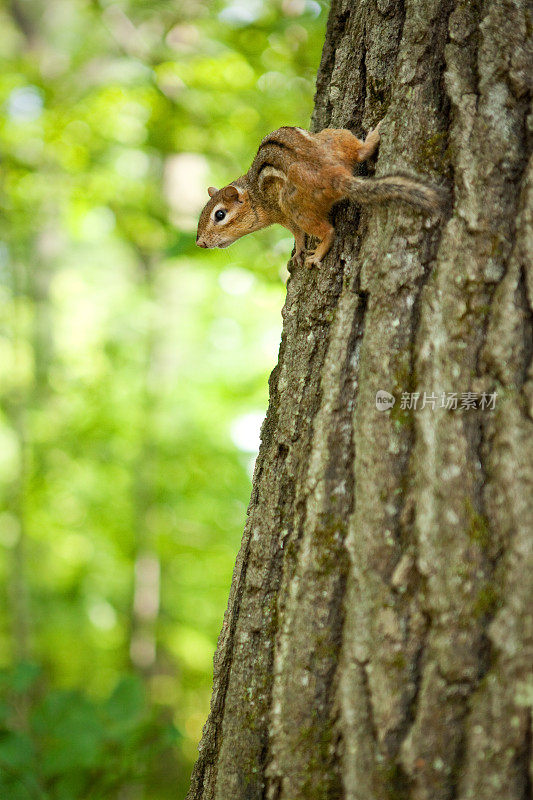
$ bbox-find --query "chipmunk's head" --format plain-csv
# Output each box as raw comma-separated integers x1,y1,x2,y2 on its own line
196,183,260,250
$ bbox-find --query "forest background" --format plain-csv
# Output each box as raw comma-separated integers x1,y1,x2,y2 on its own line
0,1,327,797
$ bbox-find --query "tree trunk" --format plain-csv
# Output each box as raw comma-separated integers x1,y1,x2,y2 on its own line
187,1,533,798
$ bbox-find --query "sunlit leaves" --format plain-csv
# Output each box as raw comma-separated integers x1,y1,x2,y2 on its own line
0,0,327,797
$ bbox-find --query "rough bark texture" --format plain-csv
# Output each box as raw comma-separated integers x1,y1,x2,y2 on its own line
187,1,533,798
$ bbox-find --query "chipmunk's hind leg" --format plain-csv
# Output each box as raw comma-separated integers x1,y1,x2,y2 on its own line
316,121,382,166
356,120,382,161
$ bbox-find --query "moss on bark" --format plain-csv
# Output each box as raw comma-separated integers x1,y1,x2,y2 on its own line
187,1,533,798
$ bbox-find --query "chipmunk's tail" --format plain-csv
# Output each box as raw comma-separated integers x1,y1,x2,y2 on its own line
344,174,446,216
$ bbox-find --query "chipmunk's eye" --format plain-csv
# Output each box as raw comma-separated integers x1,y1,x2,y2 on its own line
214,209,226,221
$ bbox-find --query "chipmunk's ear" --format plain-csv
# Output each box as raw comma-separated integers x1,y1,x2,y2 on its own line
222,185,240,202
208,187,218,198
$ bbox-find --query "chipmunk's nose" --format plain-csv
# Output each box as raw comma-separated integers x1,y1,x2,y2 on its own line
196,237,208,248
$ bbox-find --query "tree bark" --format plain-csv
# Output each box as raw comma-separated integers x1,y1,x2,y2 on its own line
187,1,533,798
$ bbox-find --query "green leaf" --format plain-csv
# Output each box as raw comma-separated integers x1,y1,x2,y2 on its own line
104,675,145,727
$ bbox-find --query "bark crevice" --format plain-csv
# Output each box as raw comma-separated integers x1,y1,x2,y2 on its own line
187,1,533,797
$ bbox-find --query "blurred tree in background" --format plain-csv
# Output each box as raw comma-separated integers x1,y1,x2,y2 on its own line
0,0,327,796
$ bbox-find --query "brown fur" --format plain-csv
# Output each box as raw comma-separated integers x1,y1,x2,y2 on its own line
196,124,445,267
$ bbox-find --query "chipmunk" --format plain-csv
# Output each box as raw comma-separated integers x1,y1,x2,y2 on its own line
196,123,445,268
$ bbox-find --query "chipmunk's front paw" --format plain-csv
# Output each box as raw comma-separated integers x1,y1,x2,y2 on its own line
293,247,306,267
305,251,322,269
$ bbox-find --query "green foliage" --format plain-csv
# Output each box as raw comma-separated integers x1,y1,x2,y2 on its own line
0,0,327,797
0,664,181,799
